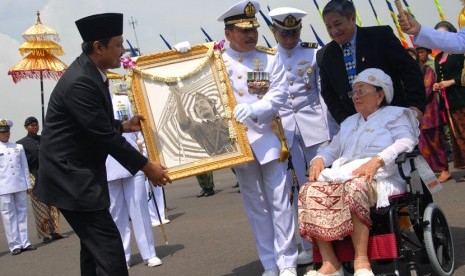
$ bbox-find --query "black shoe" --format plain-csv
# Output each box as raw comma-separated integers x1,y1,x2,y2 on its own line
197,189,207,198
204,189,215,197
11,248,21,255
43,237,52,243
21,245,37,252
51,233,68,240
232,182,239,188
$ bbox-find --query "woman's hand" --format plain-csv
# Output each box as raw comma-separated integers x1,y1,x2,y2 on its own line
433,80,455,91
309,157,325,182
352,156,384,182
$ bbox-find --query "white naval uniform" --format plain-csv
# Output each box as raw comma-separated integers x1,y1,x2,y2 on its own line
276,43,339,252
223,46,298,270
0,142,32,252
106,130,157,263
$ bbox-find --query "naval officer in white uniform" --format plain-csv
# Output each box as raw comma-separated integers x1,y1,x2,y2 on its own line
106,95,162,268
0,119,36,255
269,7,339,266
219,1,298,275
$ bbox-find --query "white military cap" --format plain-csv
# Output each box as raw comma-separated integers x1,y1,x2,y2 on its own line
269,7,307,34
0,119,13,133
353,68,394,104
217,0,260,29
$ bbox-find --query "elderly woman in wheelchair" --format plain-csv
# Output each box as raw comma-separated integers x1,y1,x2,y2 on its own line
298,68,420,276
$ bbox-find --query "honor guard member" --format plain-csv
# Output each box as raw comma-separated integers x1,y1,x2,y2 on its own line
269,7,339,266
17,116,66,243
106,94,162,269
219,1,298,275
0,119,37,255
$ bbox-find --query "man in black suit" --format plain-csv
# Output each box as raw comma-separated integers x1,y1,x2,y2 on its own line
317,0,425,124
35,13,170,276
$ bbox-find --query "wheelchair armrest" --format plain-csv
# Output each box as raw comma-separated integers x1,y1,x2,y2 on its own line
395,149,421,165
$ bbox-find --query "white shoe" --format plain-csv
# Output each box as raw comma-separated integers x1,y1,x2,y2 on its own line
297,250,313,265
280,267,297,276
303,268,343,276
262,268,279,276
144,256,163,267
126,262,130,270
354,268,375,276
151,219,171,227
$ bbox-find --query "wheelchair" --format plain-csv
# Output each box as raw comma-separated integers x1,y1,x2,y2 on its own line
311,151,455,276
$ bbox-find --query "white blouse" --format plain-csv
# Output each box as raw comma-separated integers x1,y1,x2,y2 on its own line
312,106,420,207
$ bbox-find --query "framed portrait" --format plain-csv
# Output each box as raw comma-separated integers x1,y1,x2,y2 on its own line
128,43,254,181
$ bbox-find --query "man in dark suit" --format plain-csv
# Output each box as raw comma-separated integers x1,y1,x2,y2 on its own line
35,13,170,276
317,0,425,124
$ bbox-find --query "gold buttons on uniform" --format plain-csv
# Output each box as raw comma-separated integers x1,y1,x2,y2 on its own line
289,80,294,86
238,75,242,79
257,95,263,99
287,67,292,71
238,91,244,96
244,126,248,131
293,109,298,113
290,94,295,100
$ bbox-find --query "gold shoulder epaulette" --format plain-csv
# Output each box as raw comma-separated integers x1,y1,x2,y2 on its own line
300,42,319,49
256,46,277,55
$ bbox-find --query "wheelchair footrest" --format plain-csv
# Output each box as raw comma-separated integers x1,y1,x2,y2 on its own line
313,233,398,262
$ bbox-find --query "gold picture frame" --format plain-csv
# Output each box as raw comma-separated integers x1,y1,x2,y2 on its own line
128,43,254,181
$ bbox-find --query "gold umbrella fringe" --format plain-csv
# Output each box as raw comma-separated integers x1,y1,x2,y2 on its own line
8,70,65,84
19,41,64,56
22,11,59,42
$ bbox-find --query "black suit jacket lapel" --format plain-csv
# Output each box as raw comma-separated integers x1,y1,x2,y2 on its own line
355,26,369,74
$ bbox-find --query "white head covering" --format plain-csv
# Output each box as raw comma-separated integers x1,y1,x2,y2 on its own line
353,68,394,104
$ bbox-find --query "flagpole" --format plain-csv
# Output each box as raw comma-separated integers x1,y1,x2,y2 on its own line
385,0,410,48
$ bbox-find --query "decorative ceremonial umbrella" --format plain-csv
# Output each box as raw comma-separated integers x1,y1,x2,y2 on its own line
8,11,67,125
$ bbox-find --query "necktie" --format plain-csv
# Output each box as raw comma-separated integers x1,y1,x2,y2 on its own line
343,42,356,87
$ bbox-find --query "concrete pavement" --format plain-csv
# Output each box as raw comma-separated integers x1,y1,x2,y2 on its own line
0,166,464,276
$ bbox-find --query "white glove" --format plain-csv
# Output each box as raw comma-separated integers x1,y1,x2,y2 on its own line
173,41,191,53
234,103,256,123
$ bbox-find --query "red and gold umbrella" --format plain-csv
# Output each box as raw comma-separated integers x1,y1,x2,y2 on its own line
7,11,67,124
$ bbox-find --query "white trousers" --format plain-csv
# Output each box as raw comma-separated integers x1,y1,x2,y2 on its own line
288,126,327,251
148,186,166,223
234,159,297,270
0,191,31,252
108,174,156,263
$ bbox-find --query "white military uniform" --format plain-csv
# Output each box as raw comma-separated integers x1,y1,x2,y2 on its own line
277,42,339,190
223,46,298,270
0,121,33,252
269,7,339,257
105,94,158,265
276,42,339,253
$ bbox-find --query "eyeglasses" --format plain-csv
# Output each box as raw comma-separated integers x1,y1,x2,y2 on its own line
347,88,377,98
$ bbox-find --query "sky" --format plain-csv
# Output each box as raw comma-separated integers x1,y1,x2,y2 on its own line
0,0,463,141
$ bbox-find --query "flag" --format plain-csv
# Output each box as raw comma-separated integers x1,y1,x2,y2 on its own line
310,24,325,47
368,0,382,25
201,27,213,42
385,0,410,49
262,35,272,48
159,34,172,50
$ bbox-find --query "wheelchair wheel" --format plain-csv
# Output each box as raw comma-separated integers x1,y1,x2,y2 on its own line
423,203,454,276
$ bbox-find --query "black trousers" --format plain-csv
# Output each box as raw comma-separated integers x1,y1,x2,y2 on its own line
60,208,128,276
